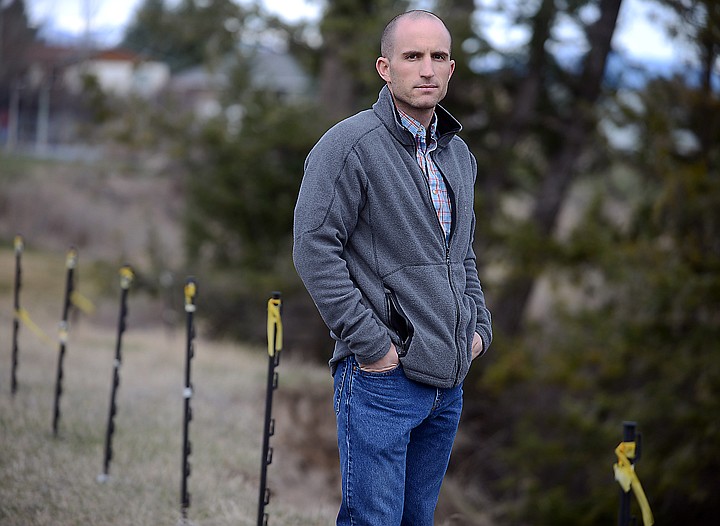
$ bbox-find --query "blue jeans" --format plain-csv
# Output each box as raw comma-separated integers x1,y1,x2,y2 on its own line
333,356,463,525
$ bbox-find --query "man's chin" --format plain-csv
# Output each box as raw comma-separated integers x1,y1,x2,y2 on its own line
413,91,445,106
411,98,441,110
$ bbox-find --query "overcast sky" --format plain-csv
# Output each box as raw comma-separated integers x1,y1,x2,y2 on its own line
24,0,691,64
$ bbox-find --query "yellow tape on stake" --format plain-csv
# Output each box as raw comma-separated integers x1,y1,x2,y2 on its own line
266,297,283,357
613,441,654,526
184,280,197,312
15,308,53,346
119,266,135,288
66,247,78,269
70,290,96,315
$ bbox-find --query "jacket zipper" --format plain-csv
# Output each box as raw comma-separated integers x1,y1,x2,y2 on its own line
416,143,465,386
426,149,463,386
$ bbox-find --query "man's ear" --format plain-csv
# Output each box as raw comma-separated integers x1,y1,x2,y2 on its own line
376,56,391,82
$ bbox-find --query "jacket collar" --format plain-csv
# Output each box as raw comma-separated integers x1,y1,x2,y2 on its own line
372,85,462,148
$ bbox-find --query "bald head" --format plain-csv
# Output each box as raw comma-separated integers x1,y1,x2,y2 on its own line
380,10,452,59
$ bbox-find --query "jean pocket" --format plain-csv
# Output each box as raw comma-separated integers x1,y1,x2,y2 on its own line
333,358,350,416
358,362,401,375
356,361,403,379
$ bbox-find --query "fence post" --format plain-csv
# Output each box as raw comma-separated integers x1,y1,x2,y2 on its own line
10,235,23,396
180,277,197,521
98,265,134,483
614,421,654,526
52,247,77,436
617,421,636,526
257,292,283,526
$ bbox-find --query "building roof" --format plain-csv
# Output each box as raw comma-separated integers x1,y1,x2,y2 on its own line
90,48,148,63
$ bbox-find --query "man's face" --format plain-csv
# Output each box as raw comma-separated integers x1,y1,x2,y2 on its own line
376,16,455,125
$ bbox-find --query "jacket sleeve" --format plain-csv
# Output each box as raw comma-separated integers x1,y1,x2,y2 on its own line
464,153,493,355
464,212,493,356
293,145,391,365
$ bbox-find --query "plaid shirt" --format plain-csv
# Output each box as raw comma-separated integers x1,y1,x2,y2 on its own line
397,109,452,246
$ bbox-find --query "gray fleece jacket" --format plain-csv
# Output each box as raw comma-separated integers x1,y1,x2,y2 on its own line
293,85,492,389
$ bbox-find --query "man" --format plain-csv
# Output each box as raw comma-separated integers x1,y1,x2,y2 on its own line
293,10,492,525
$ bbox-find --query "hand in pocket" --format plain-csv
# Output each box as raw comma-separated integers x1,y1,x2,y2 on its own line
360,343,399,372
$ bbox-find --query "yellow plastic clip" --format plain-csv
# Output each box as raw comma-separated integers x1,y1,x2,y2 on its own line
58,321,69,345
119,266,135,290
184,279,197,313
613,441,654,526
66,247,78,269
266,296,283,357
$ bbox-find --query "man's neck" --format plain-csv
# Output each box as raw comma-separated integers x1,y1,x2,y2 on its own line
390,96,435,129
410,110,434,130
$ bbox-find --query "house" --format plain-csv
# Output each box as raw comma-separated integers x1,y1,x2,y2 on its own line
3,43,171,151
64,48,170,98
168,45,311,119
169,63,229,120
247,46,311,99
3,43,81,147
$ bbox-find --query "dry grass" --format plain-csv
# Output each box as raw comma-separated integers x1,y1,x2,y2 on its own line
0,155,182,268
0,247,337,525
0,151,495,525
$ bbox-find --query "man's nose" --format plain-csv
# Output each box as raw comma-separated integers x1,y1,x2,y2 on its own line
420,56,434,77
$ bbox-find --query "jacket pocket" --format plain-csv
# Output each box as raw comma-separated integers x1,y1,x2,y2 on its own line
384,285,414,357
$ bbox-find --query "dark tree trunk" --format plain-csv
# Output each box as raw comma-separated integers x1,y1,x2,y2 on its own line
493,0,624,334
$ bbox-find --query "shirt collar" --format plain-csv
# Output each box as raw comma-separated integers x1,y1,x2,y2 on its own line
396,107,438,144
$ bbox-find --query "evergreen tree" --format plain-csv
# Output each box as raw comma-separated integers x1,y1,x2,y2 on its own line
121,0,248,71
317,0,410,122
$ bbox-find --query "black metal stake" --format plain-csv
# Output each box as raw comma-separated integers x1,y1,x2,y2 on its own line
618,421,638,526
99,265,134,483
181,277,197,521
257,292,283,526
53,248,77,436
10,235,23,396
